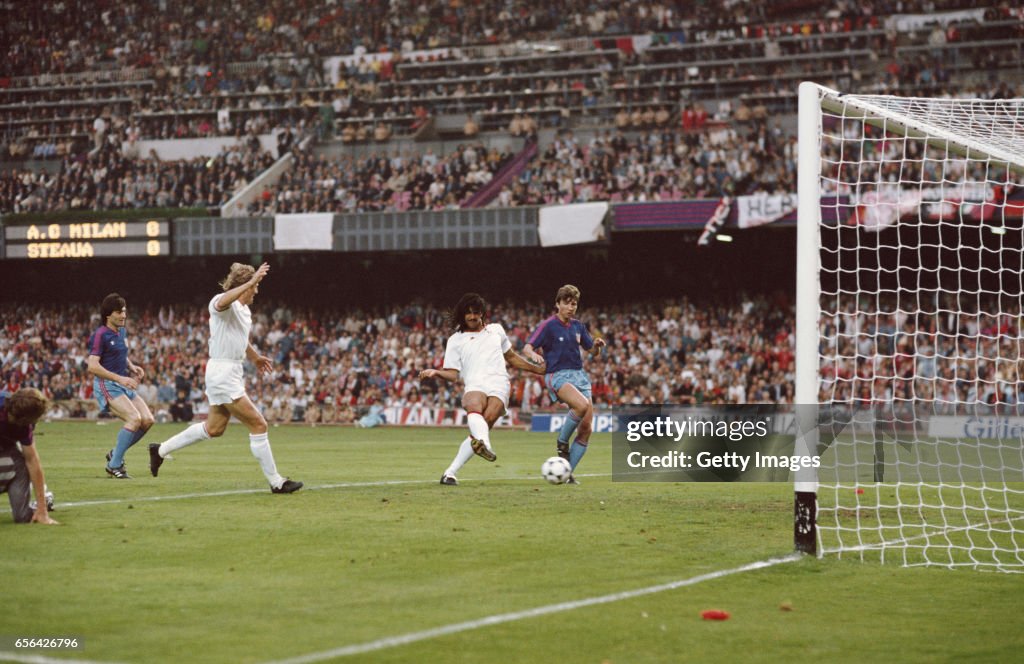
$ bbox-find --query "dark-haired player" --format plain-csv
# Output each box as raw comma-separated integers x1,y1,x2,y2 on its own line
419,293,545,485
87,293,154,479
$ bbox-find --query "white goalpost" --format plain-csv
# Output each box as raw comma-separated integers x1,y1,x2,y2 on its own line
794,82,1024,571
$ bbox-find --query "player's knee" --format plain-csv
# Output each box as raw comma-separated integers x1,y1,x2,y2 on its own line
141,414,155,430
577,404,594,434
124,413,143,430
206,421,227,437
12,498,32,523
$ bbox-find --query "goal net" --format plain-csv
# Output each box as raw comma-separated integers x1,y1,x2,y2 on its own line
794,82,1024,572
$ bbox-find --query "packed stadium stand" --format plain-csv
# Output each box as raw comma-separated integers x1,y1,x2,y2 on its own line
0,293,796,422
2,0,1020,212
1,1,1022,420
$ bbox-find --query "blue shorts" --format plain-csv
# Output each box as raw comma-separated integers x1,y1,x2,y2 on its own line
94,377,136,413
545,369,592,404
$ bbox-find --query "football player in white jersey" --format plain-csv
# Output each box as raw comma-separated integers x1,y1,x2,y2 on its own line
420,293,545,485
148,263,302,494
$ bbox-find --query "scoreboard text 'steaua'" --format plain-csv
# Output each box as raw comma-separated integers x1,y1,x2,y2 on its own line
3,220,170,259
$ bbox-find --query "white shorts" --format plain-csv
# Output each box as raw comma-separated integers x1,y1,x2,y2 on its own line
464,376,510,409
205,359,246,406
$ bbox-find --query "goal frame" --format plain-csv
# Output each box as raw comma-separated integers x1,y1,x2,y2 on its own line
793,81,1024,557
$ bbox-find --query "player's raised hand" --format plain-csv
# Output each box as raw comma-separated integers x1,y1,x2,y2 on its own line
252,262,270,284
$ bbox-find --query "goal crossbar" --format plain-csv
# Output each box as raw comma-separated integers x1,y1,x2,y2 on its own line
816,84,1024,176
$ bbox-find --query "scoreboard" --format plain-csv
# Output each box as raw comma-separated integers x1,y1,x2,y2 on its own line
3,220,170,259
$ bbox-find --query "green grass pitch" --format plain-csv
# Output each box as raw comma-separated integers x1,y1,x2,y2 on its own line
2,421,1022,663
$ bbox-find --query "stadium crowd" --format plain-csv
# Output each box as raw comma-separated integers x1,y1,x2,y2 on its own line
242,119,795,215
2,2,1022,420
0,295,797,424
0,0,916,79
3,0,1020,156
1,135,277,213
1,116,797,214
249,140,514,215
3,291,1021,426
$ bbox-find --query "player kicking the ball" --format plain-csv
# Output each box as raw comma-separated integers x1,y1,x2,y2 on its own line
419,293,545,485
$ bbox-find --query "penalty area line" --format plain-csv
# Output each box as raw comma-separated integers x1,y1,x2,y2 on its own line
263,554,803,664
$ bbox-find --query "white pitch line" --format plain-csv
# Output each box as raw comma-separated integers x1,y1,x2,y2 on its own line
0,654,124,664
58,474,612,509
263,554,803,664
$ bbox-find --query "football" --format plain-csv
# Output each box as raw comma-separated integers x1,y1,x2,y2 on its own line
541,456,573,484
29,485,55,512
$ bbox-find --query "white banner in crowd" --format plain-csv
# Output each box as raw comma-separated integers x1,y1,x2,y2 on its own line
273,213,333,251
537,202,608,247
383,405,519,427
735,193,798,229
886,8,986,33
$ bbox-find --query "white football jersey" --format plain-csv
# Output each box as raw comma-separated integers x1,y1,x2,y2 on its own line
442,323,511,384
207,294,251,361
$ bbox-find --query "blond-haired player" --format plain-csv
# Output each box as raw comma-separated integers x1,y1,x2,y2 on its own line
149,263,302,494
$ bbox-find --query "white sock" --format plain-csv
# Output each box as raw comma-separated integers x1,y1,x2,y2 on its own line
466,412,491,449
250,433,285,488
445,437,475,477
159,423,211,456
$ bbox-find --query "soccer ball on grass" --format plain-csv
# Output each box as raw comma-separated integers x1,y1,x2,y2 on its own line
541,456,573,484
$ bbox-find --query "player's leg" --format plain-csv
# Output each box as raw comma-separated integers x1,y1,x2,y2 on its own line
149,404,222,476
128,394,155,445
556,380,594,474
441,391,489,484
548,371,581,460
440,435,474,485
1,452,32,523
461,390,496,462
105,392,144,477
481,395,506,428
224,395,301,493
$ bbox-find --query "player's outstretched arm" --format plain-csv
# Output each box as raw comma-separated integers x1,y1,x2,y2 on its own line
22,445,58,525
216,262,269,311
505,349,546,375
